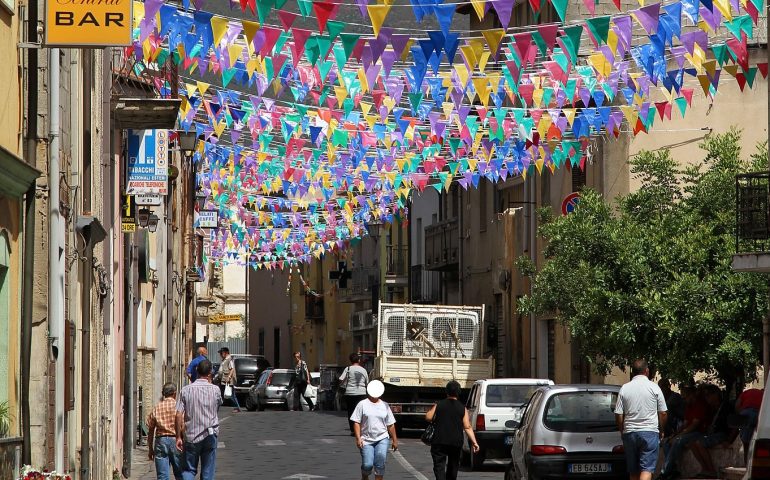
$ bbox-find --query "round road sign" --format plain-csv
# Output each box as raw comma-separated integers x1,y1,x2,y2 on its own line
562,192,580,215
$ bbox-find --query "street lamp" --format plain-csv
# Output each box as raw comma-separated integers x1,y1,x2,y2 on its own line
147,214,160,233
178,131,199,158
366,219,384,240
136,208,151,228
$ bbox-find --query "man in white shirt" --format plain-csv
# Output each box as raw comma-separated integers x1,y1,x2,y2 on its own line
350,380,398,480
615,359,668,480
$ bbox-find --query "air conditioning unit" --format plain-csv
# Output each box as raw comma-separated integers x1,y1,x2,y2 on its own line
350,310,374,332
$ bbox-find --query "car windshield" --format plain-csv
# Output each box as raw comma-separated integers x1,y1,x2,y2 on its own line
543,391,619,432
485,384,542,407
270,372,294,386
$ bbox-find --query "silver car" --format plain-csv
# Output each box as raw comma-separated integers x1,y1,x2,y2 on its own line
249,368,295,411
506,384,626,480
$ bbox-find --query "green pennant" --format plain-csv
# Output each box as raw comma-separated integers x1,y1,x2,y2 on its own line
332,129,349,147
274,0,288,8
531,31,549,57
674,96,688,117
750,0,764,12
551,0,568,21
222,68,237,88
315,35,332,61
294,103,309,117
449,137,462,155
408,92,423,112
585,16,611,45
746,66,758,88
297,0,312,16
326,19,345,40
256,0,272,23
340,33,361,60
333,43,348,71
541,88,553,107
343,98,354,116
305,41,320,66
264,56,274,80
712,44,728,66
561,25,583,65
318,59,333,82
275,32,291,55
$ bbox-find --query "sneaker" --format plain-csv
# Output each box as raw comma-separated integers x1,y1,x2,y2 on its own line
233,408,241,413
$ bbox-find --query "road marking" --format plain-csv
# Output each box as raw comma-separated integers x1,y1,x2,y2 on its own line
282,474,327,479
319,439,337,444
256,440,287,446
392,450,430,480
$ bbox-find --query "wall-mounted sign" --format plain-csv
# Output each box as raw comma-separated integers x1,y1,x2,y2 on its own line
121,194,136,232
135,194,162,206
195,210,218,228
561,192,580,215
45,0,133,47
126,130,168,195
209,314,243,324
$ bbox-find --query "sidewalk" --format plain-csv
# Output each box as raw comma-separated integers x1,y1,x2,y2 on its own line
127,444,154,480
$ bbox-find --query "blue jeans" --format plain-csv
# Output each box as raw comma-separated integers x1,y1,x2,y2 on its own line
622,431,660,474
662,431,702,474
227,386,241,410
153,436,183,480
361,437,390,476
740,408,760,445
182,435,217,480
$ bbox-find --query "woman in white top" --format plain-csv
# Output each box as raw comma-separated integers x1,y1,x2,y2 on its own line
350,380,399,480
340,352,370,434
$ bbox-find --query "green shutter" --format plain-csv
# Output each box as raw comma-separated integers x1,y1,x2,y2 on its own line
0,232,10,404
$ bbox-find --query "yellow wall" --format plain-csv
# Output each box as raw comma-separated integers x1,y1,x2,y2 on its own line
0,5,22,158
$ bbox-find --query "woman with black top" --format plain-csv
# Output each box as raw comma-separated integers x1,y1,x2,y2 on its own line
425,381,480,480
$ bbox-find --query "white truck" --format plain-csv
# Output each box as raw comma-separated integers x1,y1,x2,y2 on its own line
371,303,495,432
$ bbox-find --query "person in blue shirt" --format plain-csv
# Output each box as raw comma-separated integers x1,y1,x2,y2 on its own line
186,345,208,382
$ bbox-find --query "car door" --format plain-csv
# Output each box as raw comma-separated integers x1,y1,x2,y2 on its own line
464,384,480,452
513,390,542,480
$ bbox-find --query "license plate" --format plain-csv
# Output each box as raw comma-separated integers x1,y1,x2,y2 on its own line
504,436,515,445
568,463,611,473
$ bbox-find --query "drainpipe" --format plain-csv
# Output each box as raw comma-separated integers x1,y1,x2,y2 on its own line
21,0,39,463
47,45,66,473
527,175,537,377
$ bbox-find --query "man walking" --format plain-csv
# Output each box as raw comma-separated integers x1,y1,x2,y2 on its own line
147,383,183,480
615,359,668,480
186,345,208,382
340,353,369,433
176,359,222,480
217,347,241,412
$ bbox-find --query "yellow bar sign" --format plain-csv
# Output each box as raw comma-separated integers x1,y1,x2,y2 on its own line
46,0,133,47
209,314,243,324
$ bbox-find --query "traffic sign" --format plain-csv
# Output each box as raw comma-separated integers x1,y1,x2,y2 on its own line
561,192,580,215
209,314,242,324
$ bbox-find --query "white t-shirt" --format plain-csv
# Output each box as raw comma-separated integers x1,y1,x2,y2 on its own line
350,399,396,444
615,375,668,433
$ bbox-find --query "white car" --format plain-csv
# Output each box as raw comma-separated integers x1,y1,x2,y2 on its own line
746,386,770,479
286,372,320,411
464,378,554,470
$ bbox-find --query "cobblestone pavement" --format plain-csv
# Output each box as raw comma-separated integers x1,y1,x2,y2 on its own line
132,407,506,479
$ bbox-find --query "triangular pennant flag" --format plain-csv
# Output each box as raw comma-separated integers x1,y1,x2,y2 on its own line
482,29,506,59
551,0,568,21
367,5,392,38
585,16,611,45
312,1,336,33
278,10,298,32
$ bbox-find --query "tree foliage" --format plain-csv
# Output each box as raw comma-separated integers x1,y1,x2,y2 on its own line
518,130,769,384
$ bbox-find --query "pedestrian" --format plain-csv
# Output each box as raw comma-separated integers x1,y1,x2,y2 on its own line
658,379,685,437
340,352,369,434
147,383,183,480
185,345,208,383
690,384,737,478
660,386,708,479
614,359,668,480
217,347,241,413
425,380,480,480
736,386,764,463
350,380,398,480
293,351,315,411
175,359,222,480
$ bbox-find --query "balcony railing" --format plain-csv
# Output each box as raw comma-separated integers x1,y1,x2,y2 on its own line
736,172,770,254
410,265,441,303
424,218,459,271
305,294,325,321
386,245,408,277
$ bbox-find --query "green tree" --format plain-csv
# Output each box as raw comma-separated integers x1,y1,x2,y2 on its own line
518,130,769,385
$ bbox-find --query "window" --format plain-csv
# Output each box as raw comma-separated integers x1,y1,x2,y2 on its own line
268,371,294,386
479,179,488,232
274,328,281,368
485,384,541,407
0,233,9,404
543,391,619,432
572,165,587,192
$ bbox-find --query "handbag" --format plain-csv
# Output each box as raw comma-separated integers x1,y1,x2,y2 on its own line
224,384,233,399
421,423,435,445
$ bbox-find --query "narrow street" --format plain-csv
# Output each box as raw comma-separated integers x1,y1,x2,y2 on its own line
133,409,506,480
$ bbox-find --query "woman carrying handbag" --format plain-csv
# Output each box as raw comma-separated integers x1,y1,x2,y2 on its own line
340,353,370,434
425,381,479,480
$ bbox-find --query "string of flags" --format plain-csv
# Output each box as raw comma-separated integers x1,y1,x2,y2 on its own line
131,0,768,269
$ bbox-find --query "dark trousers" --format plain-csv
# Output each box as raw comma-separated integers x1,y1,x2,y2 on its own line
345,394,367,432
294,381,314,410
431,444,462,480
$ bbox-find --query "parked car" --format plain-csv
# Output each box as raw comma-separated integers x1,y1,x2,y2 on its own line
250,368,296,411
286,372,320,411
463,378,553,470
746,386,770,479
226,355,270,410
506,384,626,480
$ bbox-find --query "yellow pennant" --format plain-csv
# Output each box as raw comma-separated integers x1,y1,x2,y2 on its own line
211,16,229,46
367,4,392,38
470,0,486,20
